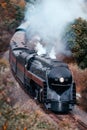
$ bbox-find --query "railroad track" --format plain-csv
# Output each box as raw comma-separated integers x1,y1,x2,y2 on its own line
77,119,87,130
47,111,87,130
69,112,87,130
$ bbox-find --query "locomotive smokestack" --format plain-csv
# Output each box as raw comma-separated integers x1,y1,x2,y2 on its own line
24,0,87,58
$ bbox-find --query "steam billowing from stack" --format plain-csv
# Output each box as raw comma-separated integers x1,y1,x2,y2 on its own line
24,0,87,58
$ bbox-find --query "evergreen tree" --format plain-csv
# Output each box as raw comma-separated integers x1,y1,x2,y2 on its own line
63,18,87,69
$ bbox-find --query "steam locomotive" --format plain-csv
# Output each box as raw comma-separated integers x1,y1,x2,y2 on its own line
9,23,76,112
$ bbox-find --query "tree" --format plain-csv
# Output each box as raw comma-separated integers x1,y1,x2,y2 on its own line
63,18,87,69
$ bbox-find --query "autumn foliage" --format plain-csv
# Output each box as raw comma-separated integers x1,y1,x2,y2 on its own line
0,0,24,52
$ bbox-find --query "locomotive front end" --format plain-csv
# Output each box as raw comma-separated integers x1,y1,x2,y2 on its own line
45,66,76,112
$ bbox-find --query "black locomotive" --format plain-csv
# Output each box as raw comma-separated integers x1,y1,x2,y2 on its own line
9,23,76,112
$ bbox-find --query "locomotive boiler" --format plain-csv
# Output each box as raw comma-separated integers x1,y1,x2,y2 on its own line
9,23,76,112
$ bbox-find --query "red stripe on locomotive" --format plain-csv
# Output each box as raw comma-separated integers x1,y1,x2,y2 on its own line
25,68,44,87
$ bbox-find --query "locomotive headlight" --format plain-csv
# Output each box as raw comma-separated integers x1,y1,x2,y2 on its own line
59,77,64,83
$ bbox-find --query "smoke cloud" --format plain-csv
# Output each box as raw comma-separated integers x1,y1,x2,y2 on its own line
24,0,87,58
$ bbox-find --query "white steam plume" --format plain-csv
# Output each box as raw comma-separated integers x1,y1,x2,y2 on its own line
24,0,87,58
